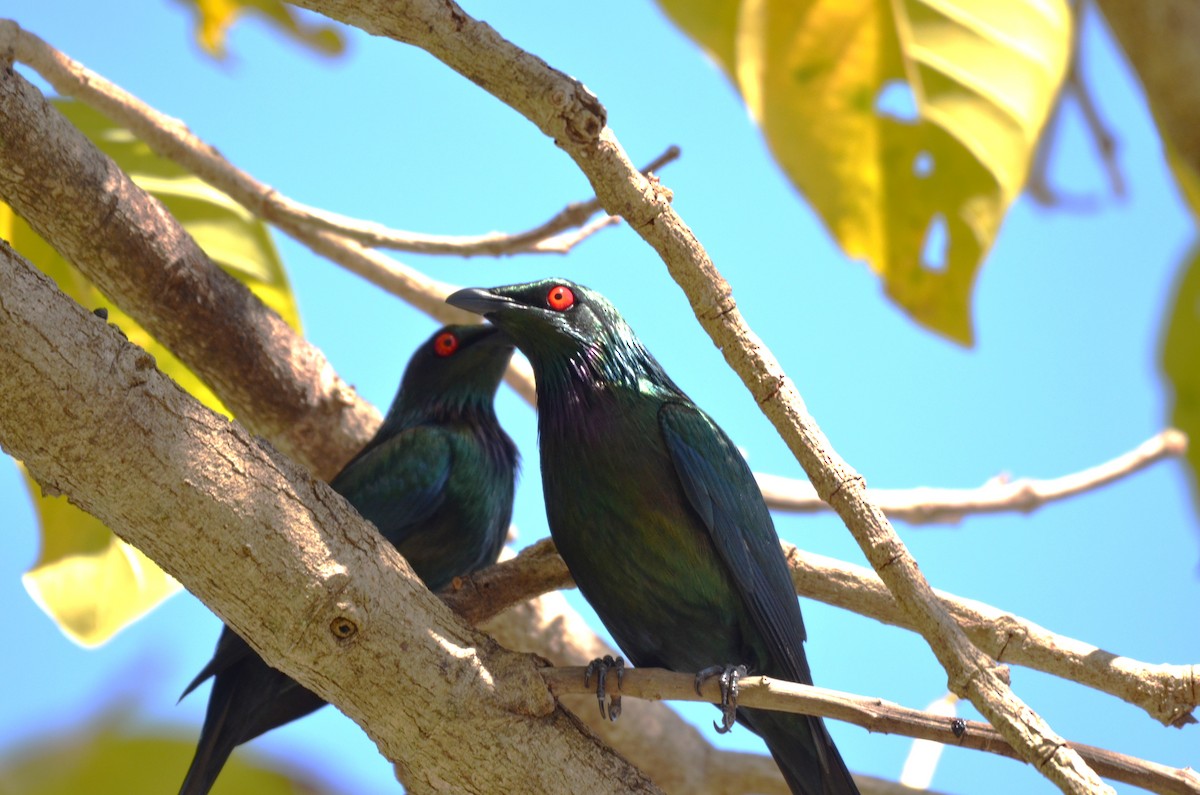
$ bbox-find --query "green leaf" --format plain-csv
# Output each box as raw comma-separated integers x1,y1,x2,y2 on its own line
657,0,1071,344
171,0,347,60
1,98,301,646
1161,243,1200,521
0,709,343,795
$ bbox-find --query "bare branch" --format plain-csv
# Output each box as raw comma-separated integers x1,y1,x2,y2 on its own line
0,38,376,480
444,538,1200,728
303,1,1113,790
0,20,678,258
1027,0,1127,209
482,585,923,795
543,667,1200,795
756,429,1188,524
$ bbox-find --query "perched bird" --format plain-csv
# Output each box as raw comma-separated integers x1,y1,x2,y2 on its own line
178,324,519,795
448,280,858,795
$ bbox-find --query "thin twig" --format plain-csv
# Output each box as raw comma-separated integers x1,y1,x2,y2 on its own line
442,538,1200,728
756,429,1187,523
1027,0,1125,208
3,21,679,257
542,667,1200,795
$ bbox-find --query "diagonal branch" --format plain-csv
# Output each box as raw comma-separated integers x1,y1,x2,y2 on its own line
542,667,1200,795
0,34,376,480
295,0,1112,791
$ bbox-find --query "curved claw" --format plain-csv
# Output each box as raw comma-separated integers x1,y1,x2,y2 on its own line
584,655,625,721
695,663,748,734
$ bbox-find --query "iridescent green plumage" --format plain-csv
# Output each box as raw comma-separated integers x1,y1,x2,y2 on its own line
178,324,518,795
448,280,858,795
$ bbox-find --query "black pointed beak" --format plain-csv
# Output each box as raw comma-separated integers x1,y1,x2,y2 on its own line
446,287,516,317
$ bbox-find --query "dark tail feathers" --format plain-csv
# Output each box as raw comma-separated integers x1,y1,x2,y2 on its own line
178,683,238,795
745,706,859,795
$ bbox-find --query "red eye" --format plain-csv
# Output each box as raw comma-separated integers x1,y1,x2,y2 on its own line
433,331,459,357
547,285,575,311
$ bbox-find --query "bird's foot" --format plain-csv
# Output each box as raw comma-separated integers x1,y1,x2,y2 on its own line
584,655,625,721
695,663,748,734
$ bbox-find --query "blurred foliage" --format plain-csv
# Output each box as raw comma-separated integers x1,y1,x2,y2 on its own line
656,0,1071,344
0,98,301,647
0,709,339,795
1161,242,1200,521
170,0,346,59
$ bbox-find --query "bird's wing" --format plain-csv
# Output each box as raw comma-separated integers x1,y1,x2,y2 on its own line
329,425,452,546
659,401,812,683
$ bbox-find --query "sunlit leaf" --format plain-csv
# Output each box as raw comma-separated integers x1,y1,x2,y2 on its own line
657,0,1071,344
18,468,183,649
0,98,301,646
172,0,347,60
1161,243,1200,523
0,708,341,795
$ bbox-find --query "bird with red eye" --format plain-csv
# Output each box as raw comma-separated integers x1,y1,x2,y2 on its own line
546,284,575,311
433,330,460,357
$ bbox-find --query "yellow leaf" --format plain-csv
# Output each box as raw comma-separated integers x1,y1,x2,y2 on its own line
0,98,301,646
19,469,182,649
657,0,1071,344
174,0,347,60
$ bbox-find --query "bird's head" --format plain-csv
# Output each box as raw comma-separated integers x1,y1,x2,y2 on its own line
446,279,674,395
388,323,515,422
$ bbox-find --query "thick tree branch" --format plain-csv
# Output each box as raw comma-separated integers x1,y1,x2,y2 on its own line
0,240,660,794
0,48,374,480
445,539,1200,728
542,668,1200,795
292,1,1112,791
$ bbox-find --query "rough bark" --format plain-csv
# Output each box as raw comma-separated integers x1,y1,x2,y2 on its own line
0,240,659,795
0,57,375,479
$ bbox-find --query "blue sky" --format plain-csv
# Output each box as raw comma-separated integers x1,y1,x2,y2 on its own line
1,2,1197,794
